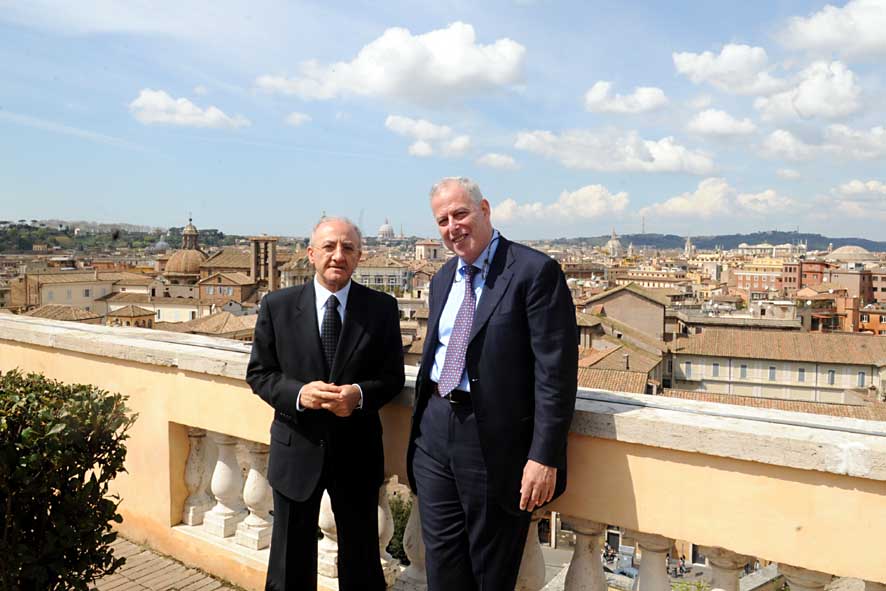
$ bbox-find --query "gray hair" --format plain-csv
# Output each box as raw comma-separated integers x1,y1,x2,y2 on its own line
429,177,484,205
311,216,363,246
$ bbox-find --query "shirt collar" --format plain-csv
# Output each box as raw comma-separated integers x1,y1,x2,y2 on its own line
313,275,352,310
455,229,500,281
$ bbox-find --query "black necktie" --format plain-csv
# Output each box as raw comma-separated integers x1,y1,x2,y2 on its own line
321,294,341,376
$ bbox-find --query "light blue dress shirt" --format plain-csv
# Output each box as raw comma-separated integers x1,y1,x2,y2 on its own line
430,230,500,392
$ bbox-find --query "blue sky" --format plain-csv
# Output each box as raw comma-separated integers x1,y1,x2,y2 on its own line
2,0,885,239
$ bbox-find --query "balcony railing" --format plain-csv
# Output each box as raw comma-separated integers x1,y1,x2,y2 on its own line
2,314,886,591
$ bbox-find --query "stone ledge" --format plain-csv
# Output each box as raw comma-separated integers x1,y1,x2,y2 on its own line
3,314,885,481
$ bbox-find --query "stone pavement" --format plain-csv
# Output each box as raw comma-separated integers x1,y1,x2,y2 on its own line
89,538,241,591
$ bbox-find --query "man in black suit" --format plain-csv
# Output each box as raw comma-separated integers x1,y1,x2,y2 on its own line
407,177,578,590
247,217,405,591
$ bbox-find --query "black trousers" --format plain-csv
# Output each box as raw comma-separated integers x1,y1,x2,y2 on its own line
265,466,385,591
413,393,531,591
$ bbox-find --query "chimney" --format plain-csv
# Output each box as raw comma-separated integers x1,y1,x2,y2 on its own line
622,353,630,371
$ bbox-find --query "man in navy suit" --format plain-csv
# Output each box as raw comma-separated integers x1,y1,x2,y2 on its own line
407,178,578,590
247,217,405,591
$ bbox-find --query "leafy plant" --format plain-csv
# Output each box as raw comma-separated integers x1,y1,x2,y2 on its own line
0,370,137,590
386,494,412,565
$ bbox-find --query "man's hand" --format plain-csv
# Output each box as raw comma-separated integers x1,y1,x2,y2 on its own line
519,460,557,512
298,381,343,410
319,383,361,417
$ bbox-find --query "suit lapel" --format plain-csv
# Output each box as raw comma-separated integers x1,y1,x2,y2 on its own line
469,237,514,343
296,282,326,375
331,282,368,382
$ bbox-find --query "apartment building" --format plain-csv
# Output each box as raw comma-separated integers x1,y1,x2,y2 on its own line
671,329,886,403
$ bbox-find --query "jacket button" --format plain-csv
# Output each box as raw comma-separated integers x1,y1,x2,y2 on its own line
319,440,326,447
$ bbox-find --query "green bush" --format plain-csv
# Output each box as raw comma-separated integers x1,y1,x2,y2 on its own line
386,494,412,565
0,370,137,590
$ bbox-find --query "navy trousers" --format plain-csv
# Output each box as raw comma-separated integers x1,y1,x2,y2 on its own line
413,392,531,591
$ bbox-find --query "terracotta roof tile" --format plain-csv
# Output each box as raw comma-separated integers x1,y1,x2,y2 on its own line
662,389,886,421
577,368,648,393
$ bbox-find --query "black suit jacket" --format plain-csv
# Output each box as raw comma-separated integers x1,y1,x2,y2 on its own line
247,281,405,502
407,237,578,514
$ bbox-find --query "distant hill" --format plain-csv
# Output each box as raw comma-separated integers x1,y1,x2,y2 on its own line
568,231,886,252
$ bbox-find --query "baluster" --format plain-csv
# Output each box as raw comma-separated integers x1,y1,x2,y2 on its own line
515,511,546,591
628,530,673,591
181,427,213,525
778,564,833,591
203,433,247,538
235,441,273,550
378,487,399,587
700,546,752,591
318,490,339,578
394,494,427,590
562,518,607,591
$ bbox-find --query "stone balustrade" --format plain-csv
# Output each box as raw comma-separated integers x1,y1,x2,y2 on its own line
2,315,886,591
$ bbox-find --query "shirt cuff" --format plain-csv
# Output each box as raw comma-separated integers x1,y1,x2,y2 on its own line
354,383,364,409
296,384,306,412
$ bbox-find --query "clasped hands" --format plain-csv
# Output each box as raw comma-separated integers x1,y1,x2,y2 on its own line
299,381,361,417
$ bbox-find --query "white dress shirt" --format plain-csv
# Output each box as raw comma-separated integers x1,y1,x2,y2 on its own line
296,276,363,410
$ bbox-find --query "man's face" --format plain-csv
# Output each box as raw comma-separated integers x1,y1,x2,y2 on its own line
308,220,361,292
430,183,493,265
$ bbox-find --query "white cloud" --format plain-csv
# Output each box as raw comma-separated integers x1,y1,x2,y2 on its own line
687,109,756,136
673,44,785,95
128,89,250,128
193,84,208,96
782,0,886,59
514,128,715,174
689,95,713,109
832,179,886,218
384,115,470,158
584,81,668,114
754,61,861,120
777,168,801,179
823,124,886,159
837,179,886,195
255,22,525,106
385,115,452,140
441,135,472,157
762,125,886,161
408,141,434,157
285,112,312,127
640,178,792,218
736,189,795,213
477,153,518,170
761,130,818,161
493,185,628,222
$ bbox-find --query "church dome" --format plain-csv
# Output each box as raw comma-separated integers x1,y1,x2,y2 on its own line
165,248,207,275
828,245,874,263
378,218,395,239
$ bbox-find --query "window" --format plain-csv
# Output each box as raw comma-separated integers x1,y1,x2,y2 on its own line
66,289,72,300
880,330,886,336
798,367,805,382
83,288,90,297
858,372,866,387
684,361,692,378
712,362,719,377
861,313,869,322
47,290,54,301
667,360,673,373
740,364,748,379
190,311,197,320
207,286,214,295
769,366,776,381
226,287,234,296
827,370,836,385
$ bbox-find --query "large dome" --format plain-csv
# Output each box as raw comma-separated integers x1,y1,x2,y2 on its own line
165,249,207,275
378,218,395,239
828,245,874,263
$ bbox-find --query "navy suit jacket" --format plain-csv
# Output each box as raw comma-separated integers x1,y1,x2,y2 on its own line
246,281,405,502
407,236,578,514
